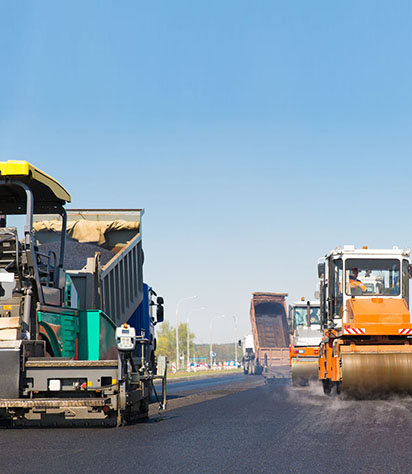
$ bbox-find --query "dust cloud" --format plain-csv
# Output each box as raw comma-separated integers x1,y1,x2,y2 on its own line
284,378,412,425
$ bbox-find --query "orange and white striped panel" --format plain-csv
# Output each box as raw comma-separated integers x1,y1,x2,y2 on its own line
398,328,412,335
343,327,365,335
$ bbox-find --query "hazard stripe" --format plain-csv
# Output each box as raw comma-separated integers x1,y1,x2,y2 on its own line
344,327,365,335
399,328,412,335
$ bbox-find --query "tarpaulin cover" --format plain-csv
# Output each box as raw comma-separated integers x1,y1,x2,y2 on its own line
33,220,140,246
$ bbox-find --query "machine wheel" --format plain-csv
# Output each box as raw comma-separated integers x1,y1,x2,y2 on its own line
336,381,342,395
139,397,149,420
322,379,332,395
122,397,150,425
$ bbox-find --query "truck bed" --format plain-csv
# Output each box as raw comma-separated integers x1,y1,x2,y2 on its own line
250,293,289,359
255,304,289,347
34,210,144,327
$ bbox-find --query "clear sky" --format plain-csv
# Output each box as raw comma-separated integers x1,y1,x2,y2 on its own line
1,1,412,344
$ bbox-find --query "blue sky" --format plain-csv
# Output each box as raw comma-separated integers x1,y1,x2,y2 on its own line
1,1,412,344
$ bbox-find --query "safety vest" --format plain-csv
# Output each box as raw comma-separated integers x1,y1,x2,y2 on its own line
349,277,366,292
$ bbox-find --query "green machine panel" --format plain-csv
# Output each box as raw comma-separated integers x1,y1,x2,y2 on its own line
38,309,116,361
78,310,117,361
38,310,79,358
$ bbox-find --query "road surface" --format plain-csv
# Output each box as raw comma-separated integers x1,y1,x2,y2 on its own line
1,373,412,473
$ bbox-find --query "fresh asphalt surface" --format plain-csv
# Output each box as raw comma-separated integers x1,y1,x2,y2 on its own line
159,374,246,396
2,373,412,474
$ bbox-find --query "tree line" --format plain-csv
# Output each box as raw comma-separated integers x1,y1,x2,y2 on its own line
156,321,240,365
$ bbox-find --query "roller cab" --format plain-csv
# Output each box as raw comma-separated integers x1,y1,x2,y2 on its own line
318,245,412,397
289,299,322,385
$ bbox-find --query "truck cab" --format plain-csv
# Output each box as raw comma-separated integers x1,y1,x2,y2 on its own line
242,334,257,375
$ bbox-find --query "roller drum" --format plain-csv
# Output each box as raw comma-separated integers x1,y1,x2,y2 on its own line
341,352,412,397
291,360,318,386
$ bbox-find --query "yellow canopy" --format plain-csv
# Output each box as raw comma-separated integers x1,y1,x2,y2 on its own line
0,161,71,213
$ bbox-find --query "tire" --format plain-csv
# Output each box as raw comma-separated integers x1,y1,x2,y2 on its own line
123,397,150,425
336,381,342,395
322,379,332,395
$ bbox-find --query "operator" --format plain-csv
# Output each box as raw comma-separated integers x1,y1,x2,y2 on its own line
349,268,367,292
310,309,320,324
295,309,306,326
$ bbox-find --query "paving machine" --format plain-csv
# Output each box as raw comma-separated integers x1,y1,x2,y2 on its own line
318,245,412,397
0,161,166,426
289,298,322,385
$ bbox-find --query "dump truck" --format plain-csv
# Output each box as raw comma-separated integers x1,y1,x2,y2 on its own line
0,160,166,426
318,245,412,397
250,292,289,377
289,299,322,385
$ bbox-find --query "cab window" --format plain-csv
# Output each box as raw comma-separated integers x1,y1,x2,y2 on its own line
345,259,400,297
330,258,343,318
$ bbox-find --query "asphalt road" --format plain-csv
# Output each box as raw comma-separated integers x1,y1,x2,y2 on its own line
2,373,412,474
159,373,250,395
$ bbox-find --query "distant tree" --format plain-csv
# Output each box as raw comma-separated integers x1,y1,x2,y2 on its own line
156,321,175,361
156,321,196,366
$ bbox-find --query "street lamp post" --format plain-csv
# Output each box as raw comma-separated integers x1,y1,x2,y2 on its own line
209,314,225,369
176,296,196,370
187,307,206,371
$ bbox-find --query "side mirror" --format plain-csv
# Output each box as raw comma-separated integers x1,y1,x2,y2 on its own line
157,296,164,305
156,304,164,323
318,262,325,279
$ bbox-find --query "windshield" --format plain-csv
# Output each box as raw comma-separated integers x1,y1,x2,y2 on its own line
293,306,320,327
345,258,401,296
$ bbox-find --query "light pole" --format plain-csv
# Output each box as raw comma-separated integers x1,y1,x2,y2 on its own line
176,296,196,370
187,307,206,371
233,315,238,366
209,314,225,369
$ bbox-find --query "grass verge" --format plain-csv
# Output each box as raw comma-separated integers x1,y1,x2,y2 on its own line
167,368,242,380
